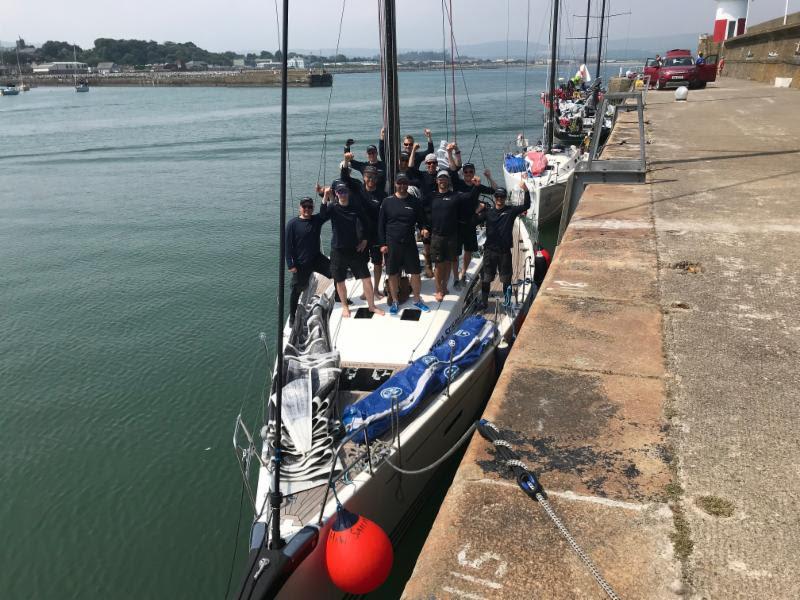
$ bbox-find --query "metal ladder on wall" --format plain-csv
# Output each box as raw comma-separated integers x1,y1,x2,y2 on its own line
556,90,648,245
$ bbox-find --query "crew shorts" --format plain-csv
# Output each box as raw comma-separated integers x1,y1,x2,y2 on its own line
482,246,513,285
368,244,383,266
457,222,479,253
330,247,370,283
430,233,459,263
291,253,331,291
386,243,421,276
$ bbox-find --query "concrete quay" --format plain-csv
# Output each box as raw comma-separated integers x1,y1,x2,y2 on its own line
402,78,800,599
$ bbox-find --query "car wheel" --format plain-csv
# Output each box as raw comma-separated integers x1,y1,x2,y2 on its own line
698,82,707,89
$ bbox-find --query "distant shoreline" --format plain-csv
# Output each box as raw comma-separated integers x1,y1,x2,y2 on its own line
23,61,642,88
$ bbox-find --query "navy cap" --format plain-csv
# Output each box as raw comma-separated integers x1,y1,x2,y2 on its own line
395,172,410,183
363,165,378,176
493,187,508,198
300,196,314,206
334,183,349,193
366,144,378,152
462,162,476,171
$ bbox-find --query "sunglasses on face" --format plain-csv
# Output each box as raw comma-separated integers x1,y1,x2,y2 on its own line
403,142,412,146
367,149,376,154
301,204,313,209
464,169,475,174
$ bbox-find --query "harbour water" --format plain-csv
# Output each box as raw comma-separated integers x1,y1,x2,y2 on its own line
0,66,616,598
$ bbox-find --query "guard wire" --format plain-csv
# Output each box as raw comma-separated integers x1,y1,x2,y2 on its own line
383,421,478,475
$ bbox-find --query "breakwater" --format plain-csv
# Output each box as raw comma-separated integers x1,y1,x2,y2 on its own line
27,70,332,87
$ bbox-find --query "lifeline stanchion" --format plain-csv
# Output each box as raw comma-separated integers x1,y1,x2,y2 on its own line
477,419,622,600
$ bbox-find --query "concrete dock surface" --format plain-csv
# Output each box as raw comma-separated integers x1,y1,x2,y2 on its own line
402,79,800,599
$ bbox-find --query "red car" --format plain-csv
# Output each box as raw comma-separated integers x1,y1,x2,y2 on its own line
644,49,718,90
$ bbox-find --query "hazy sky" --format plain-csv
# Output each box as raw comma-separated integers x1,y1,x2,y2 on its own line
2,0,793,53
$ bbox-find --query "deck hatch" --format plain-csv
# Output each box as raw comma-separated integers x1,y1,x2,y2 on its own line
400,309,421,321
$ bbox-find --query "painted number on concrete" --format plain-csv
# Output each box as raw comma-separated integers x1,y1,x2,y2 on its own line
441,543,508,599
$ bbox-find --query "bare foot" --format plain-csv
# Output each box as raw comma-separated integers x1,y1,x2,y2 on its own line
342,307,351,318
359,293,367,300
373,290,384,300
434,292,444,302
369,306,385,316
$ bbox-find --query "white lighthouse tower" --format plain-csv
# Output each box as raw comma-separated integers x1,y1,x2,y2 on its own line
713,0,749,42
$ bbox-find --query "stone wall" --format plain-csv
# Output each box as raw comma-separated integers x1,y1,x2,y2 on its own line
717,12,800,89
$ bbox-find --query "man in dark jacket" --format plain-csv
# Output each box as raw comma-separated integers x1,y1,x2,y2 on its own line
340,163,385,301
379,128,434,171
285,196,331,326
378,172,430,315
475,181,531,309
345,144,386,192
428,171,481,302
321,183,384,318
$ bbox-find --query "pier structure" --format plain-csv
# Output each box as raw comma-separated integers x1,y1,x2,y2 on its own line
403,79,800,598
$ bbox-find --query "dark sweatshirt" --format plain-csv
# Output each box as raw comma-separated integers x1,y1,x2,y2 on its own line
378,194,426,246
349,157,386,191
430,186,480,236
449,168,495,222
341,167,383,242
319,199,368,250
477,190,532,251
285,214,326,269
379,138,435,172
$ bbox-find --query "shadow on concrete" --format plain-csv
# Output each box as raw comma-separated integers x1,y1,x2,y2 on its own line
651,148,800,167
581,168,800,219
647,93,782,104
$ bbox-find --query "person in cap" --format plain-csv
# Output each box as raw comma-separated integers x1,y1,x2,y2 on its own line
428,170,481,302
378,172,430,315
396,151,422,188
446,145,498,288
416,153,440,278
379,128,434,172
344,139,386,192
339,162,385,301
474,180,531,310
285,196,332,326
319,183,384,318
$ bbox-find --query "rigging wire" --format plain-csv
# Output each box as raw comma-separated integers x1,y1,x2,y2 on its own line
441,0,449,140
441,1,486,168
504,0,510,125
521,0,531,142
315,0,349,188
448,0,458,142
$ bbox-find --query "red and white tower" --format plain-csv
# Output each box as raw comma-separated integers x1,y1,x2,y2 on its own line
713,0,748,42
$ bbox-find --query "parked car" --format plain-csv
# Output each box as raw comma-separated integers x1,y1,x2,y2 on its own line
644,49,718,90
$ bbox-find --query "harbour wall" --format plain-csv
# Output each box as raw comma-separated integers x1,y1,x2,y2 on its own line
402,78,800,599
705,11,800,89
25,70,332,87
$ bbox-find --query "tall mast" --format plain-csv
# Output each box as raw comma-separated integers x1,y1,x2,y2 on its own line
583,0,591,66
270,0,290,551
546,0,559,152
381,0,400,188
595,0,606,82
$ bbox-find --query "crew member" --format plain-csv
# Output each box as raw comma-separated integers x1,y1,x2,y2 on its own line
322,184,384,318
346,141,386,192
378,172,430,315
475,181,531,309
285,196,331,326
429,171,481,302
695,51,706,65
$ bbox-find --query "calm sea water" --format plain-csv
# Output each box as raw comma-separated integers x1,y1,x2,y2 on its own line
0,65,618,598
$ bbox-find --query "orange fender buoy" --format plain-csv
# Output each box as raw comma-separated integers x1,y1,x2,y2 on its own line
325,507,393,594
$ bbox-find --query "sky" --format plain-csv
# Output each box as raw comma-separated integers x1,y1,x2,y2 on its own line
1,0,794,53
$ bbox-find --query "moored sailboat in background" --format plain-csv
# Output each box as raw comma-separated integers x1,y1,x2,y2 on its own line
73,46,89,92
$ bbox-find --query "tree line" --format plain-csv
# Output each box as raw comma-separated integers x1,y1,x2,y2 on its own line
7,37,459,68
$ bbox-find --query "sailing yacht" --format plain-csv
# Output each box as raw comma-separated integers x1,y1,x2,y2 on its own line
502,0,581,229
73,46,89,92
233,1,540,597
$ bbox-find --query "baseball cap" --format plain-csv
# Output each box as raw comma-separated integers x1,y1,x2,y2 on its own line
395,172,410,183
334,183,349,193
300,196,314,206
366,144,378,152
425,153,437,163
493,187,508,198
436,170,450,179
462,162,476,171
363,165,378,176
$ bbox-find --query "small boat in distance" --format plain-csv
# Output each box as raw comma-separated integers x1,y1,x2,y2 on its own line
73,45,89,92
1,83,21,96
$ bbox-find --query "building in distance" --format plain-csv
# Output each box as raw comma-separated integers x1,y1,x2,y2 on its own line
32,61,89,75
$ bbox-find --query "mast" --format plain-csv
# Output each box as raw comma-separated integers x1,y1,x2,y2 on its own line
380,0,400,189
16,43,23,86
270,0,290,552
546,0,559,152
595,0,606,82
583,0,591,66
